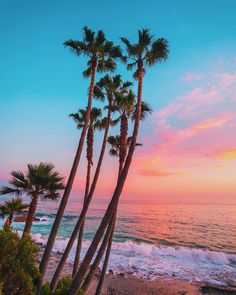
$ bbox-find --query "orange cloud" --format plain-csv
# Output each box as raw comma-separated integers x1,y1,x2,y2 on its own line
221,149,236,160
140,168,182,177
195,115,232,130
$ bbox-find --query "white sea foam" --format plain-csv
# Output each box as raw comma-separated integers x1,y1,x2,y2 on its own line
31,233,236,287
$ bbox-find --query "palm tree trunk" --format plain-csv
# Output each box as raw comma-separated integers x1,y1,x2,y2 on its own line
73,158,91,276
4,213,13,227
81,214,115,292
95,212,116,295
93,162,122,294
49,107,112,292
37,63,96,294
23,195,38,235
68,63,143,295
119,115,128,178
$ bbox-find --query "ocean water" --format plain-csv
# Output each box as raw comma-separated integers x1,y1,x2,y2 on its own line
1,200,236,288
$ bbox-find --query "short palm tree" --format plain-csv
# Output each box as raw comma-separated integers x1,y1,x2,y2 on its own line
0,163,64,235
0,198,28,227
108,135,142,172
38,27,123,292
67,29,168,295
70,107,103,275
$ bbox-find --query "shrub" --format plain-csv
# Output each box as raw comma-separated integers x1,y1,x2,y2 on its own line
0,227,39,295
41,276,85,295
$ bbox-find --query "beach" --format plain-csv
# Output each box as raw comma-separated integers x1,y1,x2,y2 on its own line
38,246,236,295
2,200,236,294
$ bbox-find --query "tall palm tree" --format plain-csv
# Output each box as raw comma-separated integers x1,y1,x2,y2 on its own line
50,76,132,292
112,91,135,177
38,27,123,292
0,163,64,235
70,107,103,275
81,136,134,293
79,104,151,293
68,29,168,295
93,135,144,294
0,198,28,227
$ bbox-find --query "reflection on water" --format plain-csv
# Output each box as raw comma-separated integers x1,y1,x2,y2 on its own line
14,200,236,254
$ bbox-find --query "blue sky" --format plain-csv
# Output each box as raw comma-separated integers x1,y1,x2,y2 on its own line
1,0,236,202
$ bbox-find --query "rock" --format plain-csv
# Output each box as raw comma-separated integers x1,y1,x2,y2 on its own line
14,216,40,222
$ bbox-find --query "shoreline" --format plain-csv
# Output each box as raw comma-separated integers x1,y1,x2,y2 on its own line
37,244,236,295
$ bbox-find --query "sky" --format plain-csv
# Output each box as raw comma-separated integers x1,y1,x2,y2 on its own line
0,0,236,203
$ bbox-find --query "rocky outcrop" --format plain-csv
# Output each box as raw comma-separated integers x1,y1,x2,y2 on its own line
14,216,46,222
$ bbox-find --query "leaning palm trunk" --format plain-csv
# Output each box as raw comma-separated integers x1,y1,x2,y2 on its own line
95,211,116,295
37,64,96,293
119,115,128,177
91,154,123,293
67,63,144,295
73,160,91,276
23,195,38,235
73,127,93,276
81,213,115,292
50,107,112,292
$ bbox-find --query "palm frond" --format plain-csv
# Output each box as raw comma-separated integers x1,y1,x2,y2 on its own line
83,26,95,43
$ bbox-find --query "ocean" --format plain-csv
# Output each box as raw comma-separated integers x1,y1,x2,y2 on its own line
1,200,236,288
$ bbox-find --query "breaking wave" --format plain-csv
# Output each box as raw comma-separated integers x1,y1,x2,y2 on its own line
32,233,236,288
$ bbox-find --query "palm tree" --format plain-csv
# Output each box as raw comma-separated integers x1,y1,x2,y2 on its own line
70,107,103,275
111,93,151,177
93,135,144,295
38,27,123,292
0,198,28,227
112,91,135,177
77,105,150,293
50,76,132,292
81,136,133,293
68,29,168,295
0,163,64,235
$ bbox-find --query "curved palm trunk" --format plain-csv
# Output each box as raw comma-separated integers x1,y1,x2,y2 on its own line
37,64,96,294
49,107,112,292
68,63,143,295
23,195,38,235
95,212,116,295
119,115,128,178
72,161,91,277
90,158,123,293
81,214,115,292
73,127,93,276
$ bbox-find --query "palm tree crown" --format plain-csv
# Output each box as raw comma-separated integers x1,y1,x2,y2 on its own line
93,74,132,105
0,162,64,200
64,26,124,78
0,162,64,234
121,28,169,78
70,107,103,165
0,197,28,226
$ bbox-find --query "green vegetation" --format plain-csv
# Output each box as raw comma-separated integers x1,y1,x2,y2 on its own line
0,163,64,235
0,227,39,295
41,276,85,295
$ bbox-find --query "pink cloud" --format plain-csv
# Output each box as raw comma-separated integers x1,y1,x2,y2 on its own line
182,72,205,82
135,68,236,181
157,71,236,122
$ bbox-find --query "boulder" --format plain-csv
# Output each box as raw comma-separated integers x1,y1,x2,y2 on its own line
14,216,41,222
